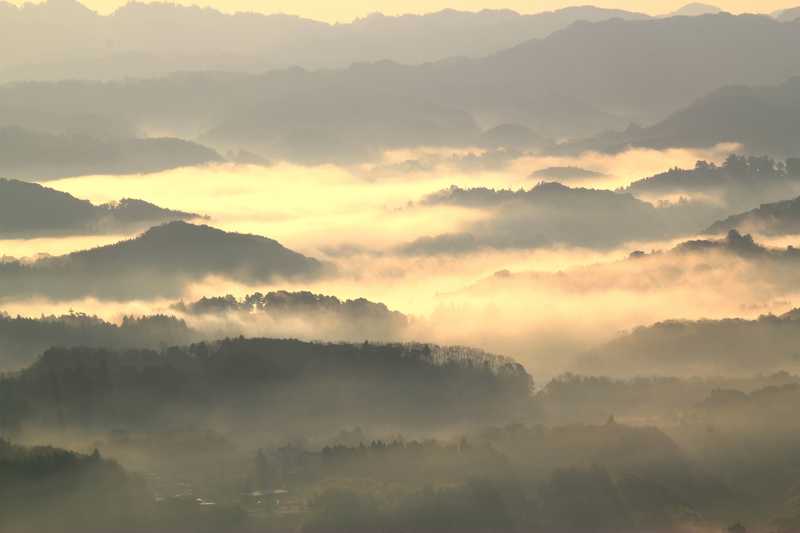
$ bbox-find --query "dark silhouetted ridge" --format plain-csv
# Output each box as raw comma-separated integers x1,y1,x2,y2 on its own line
0,222,327,300
0,178,202,237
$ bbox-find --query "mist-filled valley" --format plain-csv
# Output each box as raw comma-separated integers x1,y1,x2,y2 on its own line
3,1,800,532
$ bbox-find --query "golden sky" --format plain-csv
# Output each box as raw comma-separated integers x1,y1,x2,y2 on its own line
7,0,799,21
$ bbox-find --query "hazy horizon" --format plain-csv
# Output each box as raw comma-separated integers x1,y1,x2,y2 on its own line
4,0,800,21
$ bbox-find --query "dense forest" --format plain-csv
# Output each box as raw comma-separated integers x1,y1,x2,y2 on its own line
0,290,411,371
0,338,533,436
0,312,198,371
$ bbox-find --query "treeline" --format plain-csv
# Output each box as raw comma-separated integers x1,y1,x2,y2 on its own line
0,289,411,371
10,381,800,532
255,416,800,532
247,422,729,533
176,290,406,323
0,311,198,371
580,310,800,378
174,290,410,342
0,439,254,533
0,338,533,436
0,440,148,532
537,372,800,424
0,423,732,533
625,155,800,211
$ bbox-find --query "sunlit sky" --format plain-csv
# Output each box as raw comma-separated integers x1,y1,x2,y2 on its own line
6,0,799,21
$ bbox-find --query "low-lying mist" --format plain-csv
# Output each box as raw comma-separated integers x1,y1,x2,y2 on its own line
5,234,800,380
3,146,799,381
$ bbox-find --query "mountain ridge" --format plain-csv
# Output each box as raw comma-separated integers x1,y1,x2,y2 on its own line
0,177,204,237
0,221,327,300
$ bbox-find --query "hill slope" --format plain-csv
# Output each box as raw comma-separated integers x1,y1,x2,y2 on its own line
0,2,648,80
0,126,223,179
0,222,327,300
579,78,800,156
705,194,800,235
0,338,532,435
3,14,800,161
400,182,721,254
0,178,203,237
581,310,800,377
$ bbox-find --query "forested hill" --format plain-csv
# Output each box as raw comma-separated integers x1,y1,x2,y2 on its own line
0,338,533,436
0,222,327,300
0,178,203,237
0,312,198,371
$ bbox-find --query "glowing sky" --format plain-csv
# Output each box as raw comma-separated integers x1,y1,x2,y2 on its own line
6,0,799,21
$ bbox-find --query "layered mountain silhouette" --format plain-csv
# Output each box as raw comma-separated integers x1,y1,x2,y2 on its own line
0,1,648,81
0,312,198,371
0,290,409,371
0,178,203,237
529,166,606,180
197,13,800,153
581,309,800,377
466,13,800,132
624,155,800,211
400,182,721,254
0,222,326,300
667,3,722,17
672,229,783,257
2,14,799,162
479,123,548,150
174,290,409,342
577,78,800,157
0,126,223,179
538,372,800,424
464,229,800,307
705,195,800,236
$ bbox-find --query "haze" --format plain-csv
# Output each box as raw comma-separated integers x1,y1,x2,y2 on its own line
3,2,800,532
6,0,799,19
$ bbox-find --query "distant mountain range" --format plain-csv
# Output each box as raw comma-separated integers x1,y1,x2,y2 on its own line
0,126,222,179
0,1,650,81
401,182,722,254
377,155,800,255
1,13,799,164
0,178,203,237
4,1,794,85
529,166,606,180
198,13,800,155
575,77,800,157
0,222,327,300
667,3,722,16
